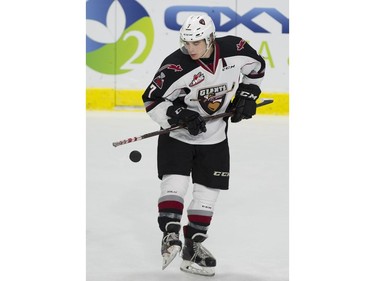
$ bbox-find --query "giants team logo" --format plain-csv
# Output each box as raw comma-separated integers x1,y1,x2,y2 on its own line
197,84,227,114
86,0,154,74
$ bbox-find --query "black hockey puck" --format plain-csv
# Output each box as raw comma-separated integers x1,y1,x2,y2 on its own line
129,150,142,162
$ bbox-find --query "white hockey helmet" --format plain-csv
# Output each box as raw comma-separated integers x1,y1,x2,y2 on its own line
179,14,216,53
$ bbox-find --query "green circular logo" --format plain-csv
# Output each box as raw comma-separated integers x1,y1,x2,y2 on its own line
86,0,154,74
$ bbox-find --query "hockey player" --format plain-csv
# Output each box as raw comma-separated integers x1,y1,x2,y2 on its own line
142,14,266,276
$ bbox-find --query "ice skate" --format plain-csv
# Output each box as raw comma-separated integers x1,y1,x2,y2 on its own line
161,222,182,270
180,233,216,276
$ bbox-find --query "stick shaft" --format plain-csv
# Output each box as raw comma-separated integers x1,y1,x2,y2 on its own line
112,99,273,147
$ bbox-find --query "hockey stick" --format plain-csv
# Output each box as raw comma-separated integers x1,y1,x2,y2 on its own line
112,98,273,147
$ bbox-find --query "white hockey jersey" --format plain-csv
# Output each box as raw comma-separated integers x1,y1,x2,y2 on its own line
142,36,265,145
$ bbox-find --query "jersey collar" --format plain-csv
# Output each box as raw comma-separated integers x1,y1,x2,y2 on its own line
196,42,220,74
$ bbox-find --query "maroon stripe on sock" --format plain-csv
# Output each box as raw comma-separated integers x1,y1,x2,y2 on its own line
158,201,184,212
188,214,212,224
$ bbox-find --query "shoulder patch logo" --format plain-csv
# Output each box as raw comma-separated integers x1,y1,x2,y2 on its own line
153,72,165,89
236,39,246,51
158,64,183,72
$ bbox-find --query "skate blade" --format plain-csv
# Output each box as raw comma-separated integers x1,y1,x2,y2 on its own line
162,245,181,270
180,260,215,276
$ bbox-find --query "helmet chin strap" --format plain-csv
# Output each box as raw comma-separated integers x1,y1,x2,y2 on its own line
199,42,214,59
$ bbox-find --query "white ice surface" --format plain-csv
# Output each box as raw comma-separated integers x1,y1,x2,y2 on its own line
87,111,289,281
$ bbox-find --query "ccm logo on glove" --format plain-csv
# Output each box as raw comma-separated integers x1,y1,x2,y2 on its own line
230,83,261,123
238,91,258,100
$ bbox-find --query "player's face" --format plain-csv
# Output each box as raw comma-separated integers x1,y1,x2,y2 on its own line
183,40,208,60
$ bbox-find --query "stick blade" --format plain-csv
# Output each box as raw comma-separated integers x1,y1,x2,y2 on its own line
256,98,274,107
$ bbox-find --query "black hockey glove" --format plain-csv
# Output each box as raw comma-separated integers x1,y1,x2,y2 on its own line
167,106,207,136
230,83,261,123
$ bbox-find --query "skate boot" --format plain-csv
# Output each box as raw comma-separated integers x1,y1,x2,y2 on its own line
161,222,182,270
180,233,216,276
